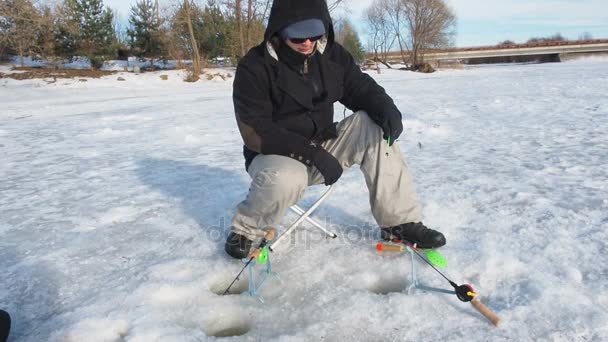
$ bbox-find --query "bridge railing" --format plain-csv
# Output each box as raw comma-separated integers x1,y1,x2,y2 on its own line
368,39,608,60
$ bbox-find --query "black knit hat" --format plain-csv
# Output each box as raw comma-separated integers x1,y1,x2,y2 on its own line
281,19,326,39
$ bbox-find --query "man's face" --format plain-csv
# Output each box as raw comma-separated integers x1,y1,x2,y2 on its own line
284,38,317,55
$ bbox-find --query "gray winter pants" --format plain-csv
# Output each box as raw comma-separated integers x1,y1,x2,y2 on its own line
231,111,422,241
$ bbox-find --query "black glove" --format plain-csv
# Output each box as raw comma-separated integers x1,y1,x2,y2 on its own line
381,109,403,146
312,148,343,186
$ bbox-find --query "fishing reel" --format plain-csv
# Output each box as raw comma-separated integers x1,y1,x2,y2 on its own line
454,283,477,302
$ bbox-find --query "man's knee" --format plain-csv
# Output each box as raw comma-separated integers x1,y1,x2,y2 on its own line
350,110,376,126
339,111,381,139
249,156,308,197
252,168,306,192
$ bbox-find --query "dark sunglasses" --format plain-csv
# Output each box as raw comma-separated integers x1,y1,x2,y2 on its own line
288,35,323,44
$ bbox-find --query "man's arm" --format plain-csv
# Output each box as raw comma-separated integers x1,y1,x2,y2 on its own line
233,61,317,166
233,60,343,185
333,44,403,142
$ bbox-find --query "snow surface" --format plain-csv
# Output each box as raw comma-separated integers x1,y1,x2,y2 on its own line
7,56,190,71
1,60,608,341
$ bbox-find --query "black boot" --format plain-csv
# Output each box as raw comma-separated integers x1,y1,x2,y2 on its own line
0,309,10,342
381,222,446,249
224,232,253,259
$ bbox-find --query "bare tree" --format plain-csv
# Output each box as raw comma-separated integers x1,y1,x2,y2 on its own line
222,0,270,59
327,0,346,13
167,0,203,78
365,0,395,68
0,0,41,66
235,0,244,56
402,0,456,65
112,8,129,48
246,0,252,49
382,0,411,65
36,3,57,61
364,0,455,69
245,0,271,50
579,32,593,41
183,0,201,80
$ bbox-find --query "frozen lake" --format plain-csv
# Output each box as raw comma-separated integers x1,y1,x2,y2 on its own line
1,59,607,341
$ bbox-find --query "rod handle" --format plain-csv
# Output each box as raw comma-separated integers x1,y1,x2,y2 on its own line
264,228,277,241
248,228,277,259
249,249,262,259
471,298,501,326
376,243,405,252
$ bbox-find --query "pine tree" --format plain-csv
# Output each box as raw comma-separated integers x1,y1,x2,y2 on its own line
37,5,57,60
200,4,229,60
56,0,115,67
343,31,365,64
127,0,166,65
169,1,204,60
337,20,366,64
0,15,10,59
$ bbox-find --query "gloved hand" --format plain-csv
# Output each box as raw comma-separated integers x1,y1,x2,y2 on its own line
381,109,403,146
312,148,343,186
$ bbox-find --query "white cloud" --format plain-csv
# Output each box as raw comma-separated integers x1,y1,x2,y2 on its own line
447,0,608,23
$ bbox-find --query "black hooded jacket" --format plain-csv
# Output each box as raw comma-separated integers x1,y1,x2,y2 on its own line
233,0,402,170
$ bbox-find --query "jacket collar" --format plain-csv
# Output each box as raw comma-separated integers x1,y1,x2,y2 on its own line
277,64,313,109
263,37,333,110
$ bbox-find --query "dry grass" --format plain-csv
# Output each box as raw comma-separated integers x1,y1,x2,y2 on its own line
0,67,116,80
436,63,464,70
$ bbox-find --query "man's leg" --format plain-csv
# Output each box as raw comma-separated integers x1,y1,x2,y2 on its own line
226,154,309,258
310,111,422,226
310,111,445,248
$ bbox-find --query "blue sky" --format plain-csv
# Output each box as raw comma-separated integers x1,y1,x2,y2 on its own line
106,0,608,47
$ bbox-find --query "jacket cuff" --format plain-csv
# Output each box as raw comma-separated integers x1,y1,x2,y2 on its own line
261,137,318,167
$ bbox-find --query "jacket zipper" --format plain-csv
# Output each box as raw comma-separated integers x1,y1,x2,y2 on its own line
303,57,309,74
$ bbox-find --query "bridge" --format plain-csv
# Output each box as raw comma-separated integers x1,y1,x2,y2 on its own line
379,40,608,65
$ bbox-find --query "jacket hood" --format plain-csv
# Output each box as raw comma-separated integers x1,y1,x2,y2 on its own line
264,0,335,43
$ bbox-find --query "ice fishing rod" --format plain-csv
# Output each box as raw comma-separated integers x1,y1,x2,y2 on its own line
223,228,276,295
407,243,476,301
377,242,501,326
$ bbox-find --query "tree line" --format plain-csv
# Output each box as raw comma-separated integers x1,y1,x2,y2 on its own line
365,0,457,68
0,0,364,77
1,0,270,71
498,32,595,47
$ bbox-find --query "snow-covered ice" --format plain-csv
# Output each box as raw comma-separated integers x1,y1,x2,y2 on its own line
1,60,607,341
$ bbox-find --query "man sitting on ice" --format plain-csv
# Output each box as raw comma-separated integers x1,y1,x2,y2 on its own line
225,0,446,259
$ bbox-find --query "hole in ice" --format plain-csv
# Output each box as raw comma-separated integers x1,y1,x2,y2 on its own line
368,278,406,295
355,270,407,295
369,282,406,295
209,274,249,295
203,315,251,338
